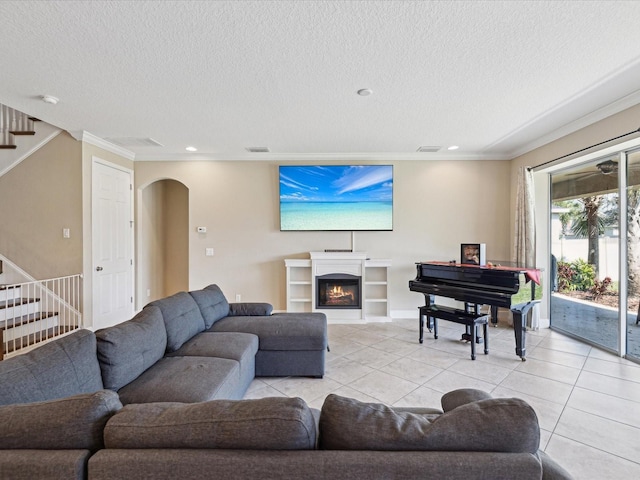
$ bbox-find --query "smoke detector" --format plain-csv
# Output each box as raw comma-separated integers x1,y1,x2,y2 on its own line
41,95,59,105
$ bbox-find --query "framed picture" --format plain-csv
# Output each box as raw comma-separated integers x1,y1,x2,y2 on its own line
460,243,486,266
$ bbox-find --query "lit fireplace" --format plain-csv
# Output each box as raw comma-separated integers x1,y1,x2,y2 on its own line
317,274,361,309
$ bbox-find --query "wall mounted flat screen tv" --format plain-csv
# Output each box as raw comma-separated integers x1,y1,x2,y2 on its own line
279,165,393,231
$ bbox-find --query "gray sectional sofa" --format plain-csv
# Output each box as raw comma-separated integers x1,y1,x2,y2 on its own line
0,284,573,479
0,387,573,480
0,284,327,406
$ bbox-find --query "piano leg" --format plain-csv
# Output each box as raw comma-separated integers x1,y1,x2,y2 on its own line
510,301,540,361
470,324,477,360
483,321,489,355
418,295,435,344
490,305,499,326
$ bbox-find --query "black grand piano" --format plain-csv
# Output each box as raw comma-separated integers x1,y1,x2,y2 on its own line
409,261,541,361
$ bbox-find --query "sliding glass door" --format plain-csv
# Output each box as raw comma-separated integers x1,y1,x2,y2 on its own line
626,149,640,361
548,144,640,362
550,155,620,352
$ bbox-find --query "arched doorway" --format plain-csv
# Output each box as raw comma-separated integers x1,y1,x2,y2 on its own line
138,179,189,307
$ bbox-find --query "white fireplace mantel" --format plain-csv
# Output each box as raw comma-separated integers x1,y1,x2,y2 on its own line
285,252,391,323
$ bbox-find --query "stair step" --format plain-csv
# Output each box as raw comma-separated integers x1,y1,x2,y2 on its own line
9,130,36,136
2,325,75,356
0,297,39,310
0,311,58,331
0,145,17,149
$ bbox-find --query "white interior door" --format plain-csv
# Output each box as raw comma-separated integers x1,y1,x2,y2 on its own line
92,159,134,330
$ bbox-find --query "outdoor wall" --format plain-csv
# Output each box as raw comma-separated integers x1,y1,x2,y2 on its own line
0,131,82,279
134,159,511,314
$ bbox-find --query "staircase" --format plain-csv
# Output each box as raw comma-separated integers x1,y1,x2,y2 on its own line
0,103,38,149
0,102,61,177
0,275,83,360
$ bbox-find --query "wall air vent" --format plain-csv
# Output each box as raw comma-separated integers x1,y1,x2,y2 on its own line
245,147,270,153
105,137,164,147
417,146,441,152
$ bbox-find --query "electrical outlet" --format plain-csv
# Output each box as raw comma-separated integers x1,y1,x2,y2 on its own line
235,294,241,302
146,289,151,297
63,228,70,238
205,248,214,256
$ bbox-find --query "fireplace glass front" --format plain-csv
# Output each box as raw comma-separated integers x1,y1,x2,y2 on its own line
317,274,361,309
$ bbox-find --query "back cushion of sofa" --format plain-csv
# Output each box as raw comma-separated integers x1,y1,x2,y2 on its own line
0,329,104,406
148,291,206,352
0,390,122,450
189,284,230,329
104,397,316,450
96,306,167,391
318,394,540,453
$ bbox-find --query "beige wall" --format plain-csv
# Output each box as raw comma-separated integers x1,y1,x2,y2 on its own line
0,131,82,279
135,159,512,313
137,179,189,305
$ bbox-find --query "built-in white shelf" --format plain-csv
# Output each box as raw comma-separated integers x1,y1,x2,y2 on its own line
285,252,391,323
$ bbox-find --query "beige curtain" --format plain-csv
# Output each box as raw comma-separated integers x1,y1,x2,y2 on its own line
513,166,535,267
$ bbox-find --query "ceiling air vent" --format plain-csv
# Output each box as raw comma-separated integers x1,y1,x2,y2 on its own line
105,137,164,147
245,147,270,153
417,146,441,152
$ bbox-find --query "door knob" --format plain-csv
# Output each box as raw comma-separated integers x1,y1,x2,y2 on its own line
96,266,103,271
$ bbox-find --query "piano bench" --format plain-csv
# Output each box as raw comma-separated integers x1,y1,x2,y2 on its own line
419,305,489,360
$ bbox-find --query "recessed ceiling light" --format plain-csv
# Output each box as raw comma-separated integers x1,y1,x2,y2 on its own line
245,147,270,153
357,88,373,96
417,146,441,153
447,145,459,151
41,95,59,105
185,146,197,152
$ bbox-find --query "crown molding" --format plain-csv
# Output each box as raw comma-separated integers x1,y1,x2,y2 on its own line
70,131,136,160
508,88,640,159
133,151,511,162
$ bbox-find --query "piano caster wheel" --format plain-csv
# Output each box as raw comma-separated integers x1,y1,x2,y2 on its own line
428,328,432,333
471,355,476,360
419,339,424,344
521,357,526,362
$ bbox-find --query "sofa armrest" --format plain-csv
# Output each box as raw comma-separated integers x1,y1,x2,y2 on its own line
228,302,273,316
538,450,575,480
441,388,493,412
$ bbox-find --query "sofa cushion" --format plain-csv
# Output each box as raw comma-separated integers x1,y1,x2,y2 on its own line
0,450,91,480
229,302,274,316
104,397,316,450
441,388,493,412
318,394,540,453
148,291,206,352
208,312,327,351
116,356,243,404
0,390,122,450
167,332,258,362
0,329,104,406
189,284,230,329
95,306,167,391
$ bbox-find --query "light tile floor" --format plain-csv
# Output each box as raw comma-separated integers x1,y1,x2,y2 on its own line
244,318,640,479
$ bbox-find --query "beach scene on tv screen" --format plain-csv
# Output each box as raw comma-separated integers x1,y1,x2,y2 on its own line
279,165,393,231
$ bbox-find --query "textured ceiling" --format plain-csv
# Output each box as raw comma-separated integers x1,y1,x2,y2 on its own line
1,0,640,161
